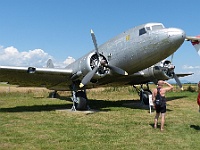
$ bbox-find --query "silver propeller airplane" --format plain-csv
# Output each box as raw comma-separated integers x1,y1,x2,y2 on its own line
0,22,198,110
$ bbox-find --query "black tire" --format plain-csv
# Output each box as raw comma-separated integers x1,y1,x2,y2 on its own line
75,91,88,110
140,90,152,105
49,91,57,98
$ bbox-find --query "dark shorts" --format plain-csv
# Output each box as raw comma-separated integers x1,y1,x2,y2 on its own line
155,105,166,113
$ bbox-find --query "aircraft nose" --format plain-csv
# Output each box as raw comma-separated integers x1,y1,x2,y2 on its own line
168,28,186,44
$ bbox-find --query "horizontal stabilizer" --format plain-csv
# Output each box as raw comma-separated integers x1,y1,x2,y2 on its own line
186,36,200,56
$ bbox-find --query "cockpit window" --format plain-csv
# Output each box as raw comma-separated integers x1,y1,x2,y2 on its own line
139,28,146,36
151,25,164,30
146,27,151,31
139,24,164,36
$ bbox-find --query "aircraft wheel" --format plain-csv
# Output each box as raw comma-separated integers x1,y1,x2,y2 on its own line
140,90,152,105
75,91,88,110
49,91,57,98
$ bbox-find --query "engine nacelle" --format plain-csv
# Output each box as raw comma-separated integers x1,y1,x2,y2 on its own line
78,52,109,80
143,60,174,81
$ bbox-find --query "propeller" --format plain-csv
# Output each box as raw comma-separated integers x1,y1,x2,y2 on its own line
91,30,100,57
170,54,183,90
79,66,98,88
170,53,174,63
173,73,183,90
162,60,183,90
79,30,128,88
100,59,128,75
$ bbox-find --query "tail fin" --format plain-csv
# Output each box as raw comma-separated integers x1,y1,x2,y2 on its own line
46,59,54,68
186,35,200,56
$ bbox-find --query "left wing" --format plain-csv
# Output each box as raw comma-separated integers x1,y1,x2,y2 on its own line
0,66,73,89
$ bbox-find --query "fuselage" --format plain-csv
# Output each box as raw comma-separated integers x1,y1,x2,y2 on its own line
67,23,185,78
0,22,187,92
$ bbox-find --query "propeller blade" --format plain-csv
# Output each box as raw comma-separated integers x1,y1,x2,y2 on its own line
170,53,174,63
79,67,98,88
107,64,128,76
174,73,183,90
91,29,100,57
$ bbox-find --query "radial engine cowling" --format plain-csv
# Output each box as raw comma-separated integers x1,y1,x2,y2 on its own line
143,60,175,81
79,52,109,80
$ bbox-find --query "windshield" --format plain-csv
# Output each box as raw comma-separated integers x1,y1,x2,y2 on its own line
151,25,164,30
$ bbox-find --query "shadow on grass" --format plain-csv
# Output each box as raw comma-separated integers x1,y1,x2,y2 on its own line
0,98,150,113
149,123,160,129
0,104,73,112
190,125,200,131
167,96,188,101
0,96,175,113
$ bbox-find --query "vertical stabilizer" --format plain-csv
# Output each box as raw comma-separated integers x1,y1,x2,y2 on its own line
186,35,200,56
191,35,200,56
46,59,54,68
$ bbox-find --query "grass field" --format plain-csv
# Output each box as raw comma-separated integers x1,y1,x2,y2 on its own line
0,85,200,150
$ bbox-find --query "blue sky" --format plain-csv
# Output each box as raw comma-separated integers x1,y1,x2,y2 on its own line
0,0,200,82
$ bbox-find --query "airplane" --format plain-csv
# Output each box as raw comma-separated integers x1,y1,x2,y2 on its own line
185,35,200,55
0,22,199,110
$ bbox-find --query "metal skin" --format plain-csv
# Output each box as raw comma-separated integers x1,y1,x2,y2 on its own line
0,22,191,109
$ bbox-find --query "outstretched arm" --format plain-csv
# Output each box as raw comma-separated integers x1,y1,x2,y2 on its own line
163,81,173,91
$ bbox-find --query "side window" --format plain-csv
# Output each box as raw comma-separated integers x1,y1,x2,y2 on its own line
146,27,151,31
139,28,146,36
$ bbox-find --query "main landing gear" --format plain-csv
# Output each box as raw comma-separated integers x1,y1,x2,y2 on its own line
71,84,89,111
133,83,152,105
49,90,58,98
49,85,89,111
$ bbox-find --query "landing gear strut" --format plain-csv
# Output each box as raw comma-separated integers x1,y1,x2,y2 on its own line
133,83,152,105
49,90,57,98
71,84,89,111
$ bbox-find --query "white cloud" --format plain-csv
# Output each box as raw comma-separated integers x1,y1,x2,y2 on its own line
63,56,75,65
0,46,75,68
180,65,200,83
50,57,76,68
182,65,200,70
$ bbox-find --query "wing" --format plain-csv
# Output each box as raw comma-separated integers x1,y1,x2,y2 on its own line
0,66,73,90
96,64,193,87
175,73,193,78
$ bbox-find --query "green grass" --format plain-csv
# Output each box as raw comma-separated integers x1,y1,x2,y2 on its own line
0,88,200,150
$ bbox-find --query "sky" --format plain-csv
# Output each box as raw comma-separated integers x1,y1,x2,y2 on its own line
0,0,200,82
